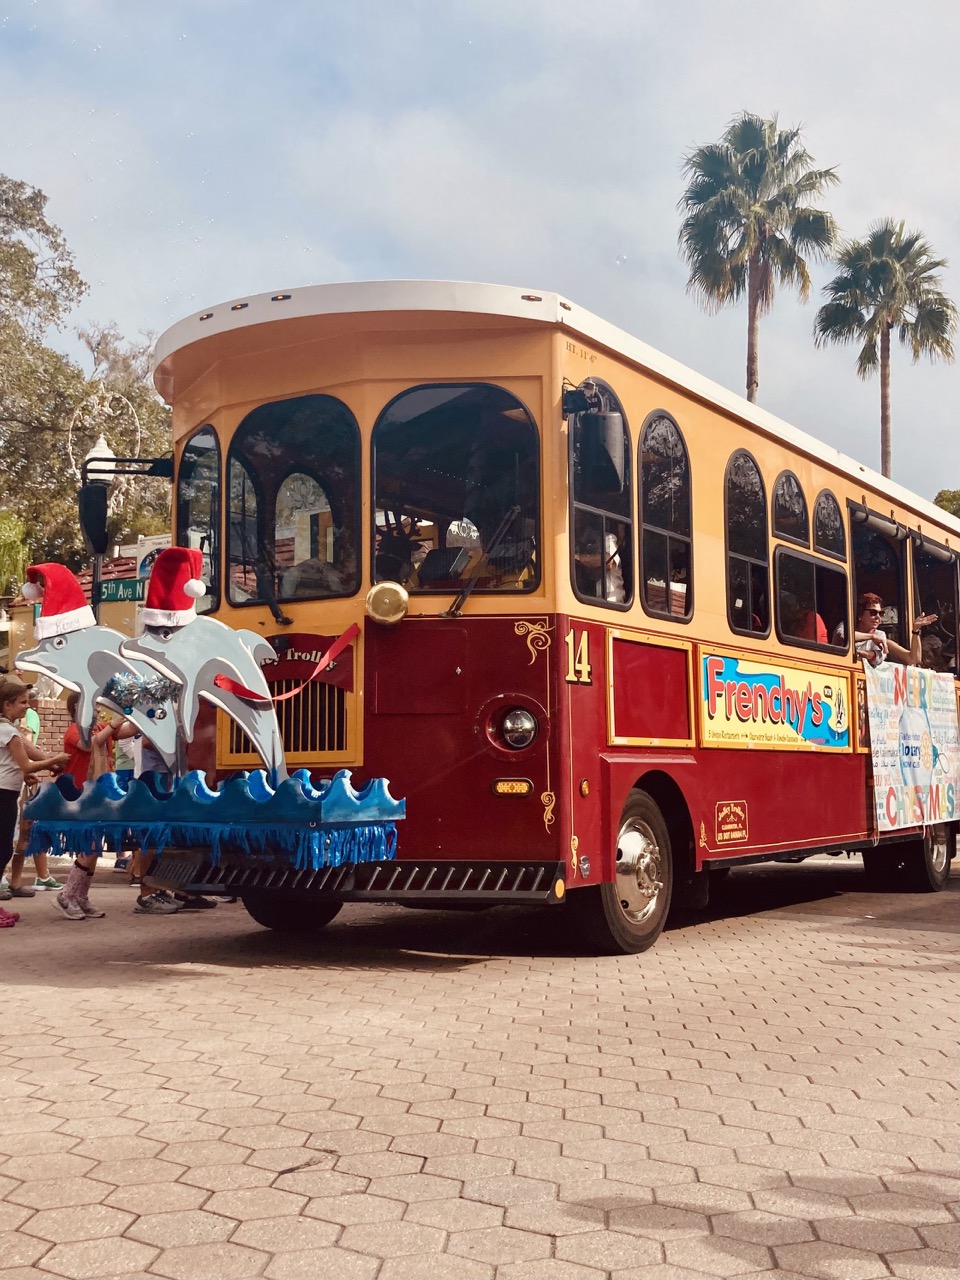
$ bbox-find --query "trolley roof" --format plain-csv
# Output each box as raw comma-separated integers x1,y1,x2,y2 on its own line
153,279,959,539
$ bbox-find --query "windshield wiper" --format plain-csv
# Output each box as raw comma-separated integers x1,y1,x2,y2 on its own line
443,505,521,618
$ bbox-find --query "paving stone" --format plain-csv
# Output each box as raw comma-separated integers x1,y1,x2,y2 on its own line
447,1224,553,1264
105,1181,213,1218
33,1237,159,1279
7,1177,109,1210
664,1236,776,1275
20,1204,135,1243
0,1232,51,1270
774,1240,892,1279
231,1214,340,1251
403,1198,504,1231
148,1240,269,1279
126,1209,237,1247
850,1192,956,1224
204,1186,307,1219
885,1248,960,1279
608,1203,711,1240
378,1255,495,1280
340,1220,446,1256
262,1246,379,1279
556,1230,662,1269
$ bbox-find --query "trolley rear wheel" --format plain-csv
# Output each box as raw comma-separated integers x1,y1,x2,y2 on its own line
863,824,954,893
571,790,673,954
242,892,343,933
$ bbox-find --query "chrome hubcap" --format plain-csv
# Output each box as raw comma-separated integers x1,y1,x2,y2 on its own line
614,818,663,925
928,826,949,875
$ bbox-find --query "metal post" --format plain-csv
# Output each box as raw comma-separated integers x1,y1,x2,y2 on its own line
91,552,102,623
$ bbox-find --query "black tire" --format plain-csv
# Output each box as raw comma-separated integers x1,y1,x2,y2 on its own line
570,790,673,954
863,824,954,893
242,892,343,933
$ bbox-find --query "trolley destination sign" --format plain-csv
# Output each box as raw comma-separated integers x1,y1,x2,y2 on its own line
97,577,146,604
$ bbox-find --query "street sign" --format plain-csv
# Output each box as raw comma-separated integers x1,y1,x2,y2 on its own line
98,577,146,603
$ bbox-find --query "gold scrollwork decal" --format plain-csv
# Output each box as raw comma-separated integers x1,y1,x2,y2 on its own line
515,619,551,665
570,833,579,877
699,820,707,849
541,790,556,832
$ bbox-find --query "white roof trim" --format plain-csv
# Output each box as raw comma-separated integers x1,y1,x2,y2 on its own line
153,279,960,536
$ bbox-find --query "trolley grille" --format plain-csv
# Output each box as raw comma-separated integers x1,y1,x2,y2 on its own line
225,677,347,758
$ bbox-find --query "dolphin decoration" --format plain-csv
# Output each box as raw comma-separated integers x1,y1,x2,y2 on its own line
17,626,181,769
122,620,288,783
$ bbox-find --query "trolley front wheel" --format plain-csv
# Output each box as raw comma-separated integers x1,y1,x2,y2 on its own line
242,892,343,933
571,790,673,954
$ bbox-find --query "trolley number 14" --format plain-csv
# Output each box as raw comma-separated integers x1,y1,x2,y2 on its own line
565,629,592,684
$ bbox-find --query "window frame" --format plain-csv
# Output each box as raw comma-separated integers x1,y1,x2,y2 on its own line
638,410,693,624
175,424,221,613
371,381,542,596
812,489,847,562
724,449,770,639
848,503,910,650
773,545,849,654
568,377,633,612
226,393,362,609
772,470,810,548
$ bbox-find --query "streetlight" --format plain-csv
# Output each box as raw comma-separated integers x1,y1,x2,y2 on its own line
81,433,116,622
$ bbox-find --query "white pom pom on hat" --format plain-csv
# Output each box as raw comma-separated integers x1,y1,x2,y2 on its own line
22,581,43,601
183,578,207,599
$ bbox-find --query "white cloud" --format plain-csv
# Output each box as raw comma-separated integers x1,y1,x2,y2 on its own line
0,0,956,495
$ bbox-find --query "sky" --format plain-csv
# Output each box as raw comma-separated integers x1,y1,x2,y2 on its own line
1,0,958,499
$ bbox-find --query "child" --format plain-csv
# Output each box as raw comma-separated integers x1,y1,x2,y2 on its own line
0,679,70,927
51,692,119,921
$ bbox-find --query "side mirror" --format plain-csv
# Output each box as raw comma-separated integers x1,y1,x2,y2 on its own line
580,412,625,494
78,484,110,555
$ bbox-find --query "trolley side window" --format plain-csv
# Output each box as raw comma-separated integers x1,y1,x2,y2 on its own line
639,412,692,620
912,535,958,671
850,511,908,650
775,548,848,651
176,425,220,613
569,380,633,609
372,384,540,593
227,395,361,606
725,450,769,635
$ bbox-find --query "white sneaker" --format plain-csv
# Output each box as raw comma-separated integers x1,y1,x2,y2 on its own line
52,892,86,921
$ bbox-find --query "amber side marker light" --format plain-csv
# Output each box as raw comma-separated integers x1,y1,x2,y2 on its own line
492,779,533,796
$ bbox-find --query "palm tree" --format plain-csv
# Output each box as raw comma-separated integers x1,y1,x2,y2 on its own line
679,112,839,403
815,220,957,478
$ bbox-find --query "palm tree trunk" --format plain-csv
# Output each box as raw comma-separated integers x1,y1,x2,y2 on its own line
880,323,892,478
746,253,760,403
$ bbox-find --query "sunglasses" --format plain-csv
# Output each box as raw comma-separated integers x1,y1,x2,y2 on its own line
863,608,882,617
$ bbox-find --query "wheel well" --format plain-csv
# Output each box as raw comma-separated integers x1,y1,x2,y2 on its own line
631,771,695,881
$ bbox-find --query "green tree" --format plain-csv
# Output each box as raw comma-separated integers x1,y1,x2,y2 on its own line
679,111,839,403
0,511,26,596
815,220,957,479
934,489,960,519
0,175,171,570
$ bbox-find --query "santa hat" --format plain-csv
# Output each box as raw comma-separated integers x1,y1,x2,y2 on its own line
23,564,96,640
142,547,206,627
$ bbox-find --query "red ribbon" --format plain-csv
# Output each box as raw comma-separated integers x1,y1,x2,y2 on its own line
212,622,361,705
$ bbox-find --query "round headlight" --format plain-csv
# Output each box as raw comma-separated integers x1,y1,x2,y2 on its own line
501,707,539,749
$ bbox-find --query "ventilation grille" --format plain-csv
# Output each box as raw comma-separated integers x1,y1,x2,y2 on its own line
226,678,347,758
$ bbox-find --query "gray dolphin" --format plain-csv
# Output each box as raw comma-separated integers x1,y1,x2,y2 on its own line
122,618,288,782
17,626,180,768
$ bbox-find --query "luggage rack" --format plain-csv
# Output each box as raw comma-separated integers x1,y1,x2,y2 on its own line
151,850,566,905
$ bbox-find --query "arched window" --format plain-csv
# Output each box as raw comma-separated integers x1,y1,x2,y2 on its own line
372,383,540,593
569,379,632,608
227,394,360,606
813,490,846,559
726,451,769,634
176,426,220,612
639,413,692,619
773,471,809,545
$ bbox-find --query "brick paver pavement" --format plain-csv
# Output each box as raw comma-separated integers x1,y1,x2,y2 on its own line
1,857,957,1280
